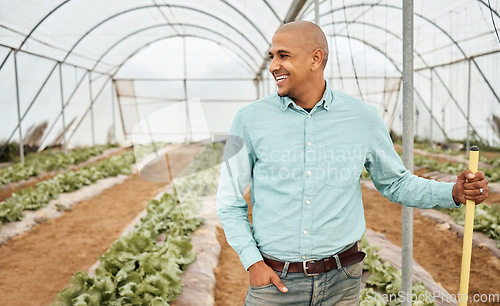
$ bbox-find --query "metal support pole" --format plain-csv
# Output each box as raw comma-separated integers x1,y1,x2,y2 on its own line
183,81,190,143
38,69,89,151
67,78,111,144
264,73,267,96
59,63,68,153
402,1,414,304
433,67,480,138
466,60,471,153
266,73,270,96
314,0,320,24
13,51,24,164
182,37,192,143
111,78,116,143
88,71,96,146
0,62,59,156
113,80,127,141
430,68,433,143
254,77,260,99
262,75,266,97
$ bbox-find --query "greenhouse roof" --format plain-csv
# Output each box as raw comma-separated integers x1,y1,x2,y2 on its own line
1,0,499,148
1,0,497,76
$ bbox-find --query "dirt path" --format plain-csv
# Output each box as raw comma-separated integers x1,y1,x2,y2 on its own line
214,184,500,306
0,145,202,306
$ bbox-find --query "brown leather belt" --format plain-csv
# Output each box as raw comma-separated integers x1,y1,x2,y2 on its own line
263,243,366,276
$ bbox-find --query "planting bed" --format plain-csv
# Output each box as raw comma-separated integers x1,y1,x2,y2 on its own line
0,146,125,202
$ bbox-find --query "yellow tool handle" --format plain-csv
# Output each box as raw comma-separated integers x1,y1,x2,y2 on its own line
458,146,479,306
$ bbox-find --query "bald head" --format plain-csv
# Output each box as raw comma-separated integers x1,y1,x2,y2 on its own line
275,21,329,69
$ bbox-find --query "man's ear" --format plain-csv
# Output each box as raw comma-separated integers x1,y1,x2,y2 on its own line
311,49,324,71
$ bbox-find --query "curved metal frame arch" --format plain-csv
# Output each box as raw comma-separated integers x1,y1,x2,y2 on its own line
18,0,71,50
111,34,256,78
61,5,263,67
0,0,71,70
478,0,500,18
322,20,420,72
304,0,500,20
219,0,279,38
17,0,270,50
260,0,282,22
319,3,500,104
94,24,259,75
325,33,450,138
326,22,481,138
300,0,322,20
323,20,457,79
321,3,469,60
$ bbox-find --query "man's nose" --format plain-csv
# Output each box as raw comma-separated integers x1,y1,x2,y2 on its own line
268,57,279,74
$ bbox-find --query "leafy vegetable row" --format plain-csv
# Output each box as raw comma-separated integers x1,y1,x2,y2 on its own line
479,154,500,167
413,154,500,182
359,235,435,306
0,143,172,228
0,151,135,228
413,142,461,156
412,141,500,167
0,144,118,187
54,143,224,305
441,203,500,248
55,192,202,306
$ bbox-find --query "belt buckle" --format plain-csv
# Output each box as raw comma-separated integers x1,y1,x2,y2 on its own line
303,259,319,276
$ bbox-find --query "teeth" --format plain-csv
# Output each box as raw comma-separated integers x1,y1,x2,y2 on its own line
276,75,288,81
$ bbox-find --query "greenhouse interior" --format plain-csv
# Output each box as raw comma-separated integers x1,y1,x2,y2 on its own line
0,0,499,305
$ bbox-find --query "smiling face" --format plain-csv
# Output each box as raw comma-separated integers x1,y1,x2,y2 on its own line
268,31,312,100
268,21,329,107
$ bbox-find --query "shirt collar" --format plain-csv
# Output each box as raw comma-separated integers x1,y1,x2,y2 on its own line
280,80,334,112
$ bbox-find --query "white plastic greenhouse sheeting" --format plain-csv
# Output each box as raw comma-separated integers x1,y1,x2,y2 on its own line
0,0,499,148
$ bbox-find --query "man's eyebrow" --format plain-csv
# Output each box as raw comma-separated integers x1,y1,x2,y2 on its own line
268,49,291,56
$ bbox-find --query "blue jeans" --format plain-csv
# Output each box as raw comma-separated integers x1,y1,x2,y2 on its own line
244,252,362,305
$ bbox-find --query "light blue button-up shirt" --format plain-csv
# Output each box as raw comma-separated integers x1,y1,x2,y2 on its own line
216,85,458,270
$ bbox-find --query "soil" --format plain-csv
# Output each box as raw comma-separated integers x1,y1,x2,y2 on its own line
0,145,201,306
214,184,500,306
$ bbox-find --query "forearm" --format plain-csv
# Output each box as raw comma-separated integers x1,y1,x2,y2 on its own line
377,170,458,209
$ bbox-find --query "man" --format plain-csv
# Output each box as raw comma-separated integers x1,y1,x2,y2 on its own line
216,20,489,305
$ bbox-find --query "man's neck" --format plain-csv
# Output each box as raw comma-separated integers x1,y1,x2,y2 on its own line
292,79,326,109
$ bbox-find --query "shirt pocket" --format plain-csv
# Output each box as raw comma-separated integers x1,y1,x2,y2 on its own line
323,145,365,189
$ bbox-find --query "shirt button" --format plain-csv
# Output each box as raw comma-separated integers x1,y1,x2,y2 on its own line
303,230,308,235
307,115,311,119
306,200,310,205
307,142,312,146
307,171,311,175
